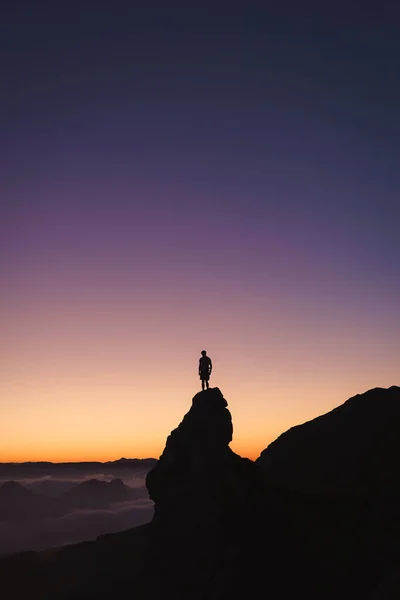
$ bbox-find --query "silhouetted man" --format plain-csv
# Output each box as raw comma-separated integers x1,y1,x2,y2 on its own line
199,350,212,390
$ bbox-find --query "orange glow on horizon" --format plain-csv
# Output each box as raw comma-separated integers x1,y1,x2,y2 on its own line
2,263,398,465
0,442,265,465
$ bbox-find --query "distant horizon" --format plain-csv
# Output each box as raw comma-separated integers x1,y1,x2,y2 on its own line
2,383,399,464
0,457,158,465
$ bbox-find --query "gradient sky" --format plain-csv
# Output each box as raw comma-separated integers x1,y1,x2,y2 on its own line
1,1,399,462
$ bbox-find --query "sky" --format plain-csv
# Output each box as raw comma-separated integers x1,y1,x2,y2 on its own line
1,1,399,462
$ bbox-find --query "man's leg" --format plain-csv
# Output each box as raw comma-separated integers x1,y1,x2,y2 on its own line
206,379,209,389
201,379,205,390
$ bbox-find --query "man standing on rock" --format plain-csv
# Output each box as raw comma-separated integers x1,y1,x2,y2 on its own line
198,350,212,390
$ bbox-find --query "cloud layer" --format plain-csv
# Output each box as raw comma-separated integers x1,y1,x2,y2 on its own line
0,466,153,556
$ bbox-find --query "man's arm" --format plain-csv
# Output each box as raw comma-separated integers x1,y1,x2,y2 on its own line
209,358,212,374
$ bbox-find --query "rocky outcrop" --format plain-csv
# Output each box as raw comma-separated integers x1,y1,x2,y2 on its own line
143,387,265,599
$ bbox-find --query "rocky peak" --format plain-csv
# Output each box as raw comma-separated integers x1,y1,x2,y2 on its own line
146,387,233,506
143,387,264,598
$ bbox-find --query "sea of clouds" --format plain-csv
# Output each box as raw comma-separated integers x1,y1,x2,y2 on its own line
0,466,154,556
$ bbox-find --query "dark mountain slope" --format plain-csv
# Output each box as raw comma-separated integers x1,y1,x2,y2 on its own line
256,385,400,492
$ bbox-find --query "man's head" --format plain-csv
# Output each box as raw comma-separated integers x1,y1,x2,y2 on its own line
201,350,207,356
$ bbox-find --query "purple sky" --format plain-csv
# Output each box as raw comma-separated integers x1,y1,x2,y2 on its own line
1,1,399,461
